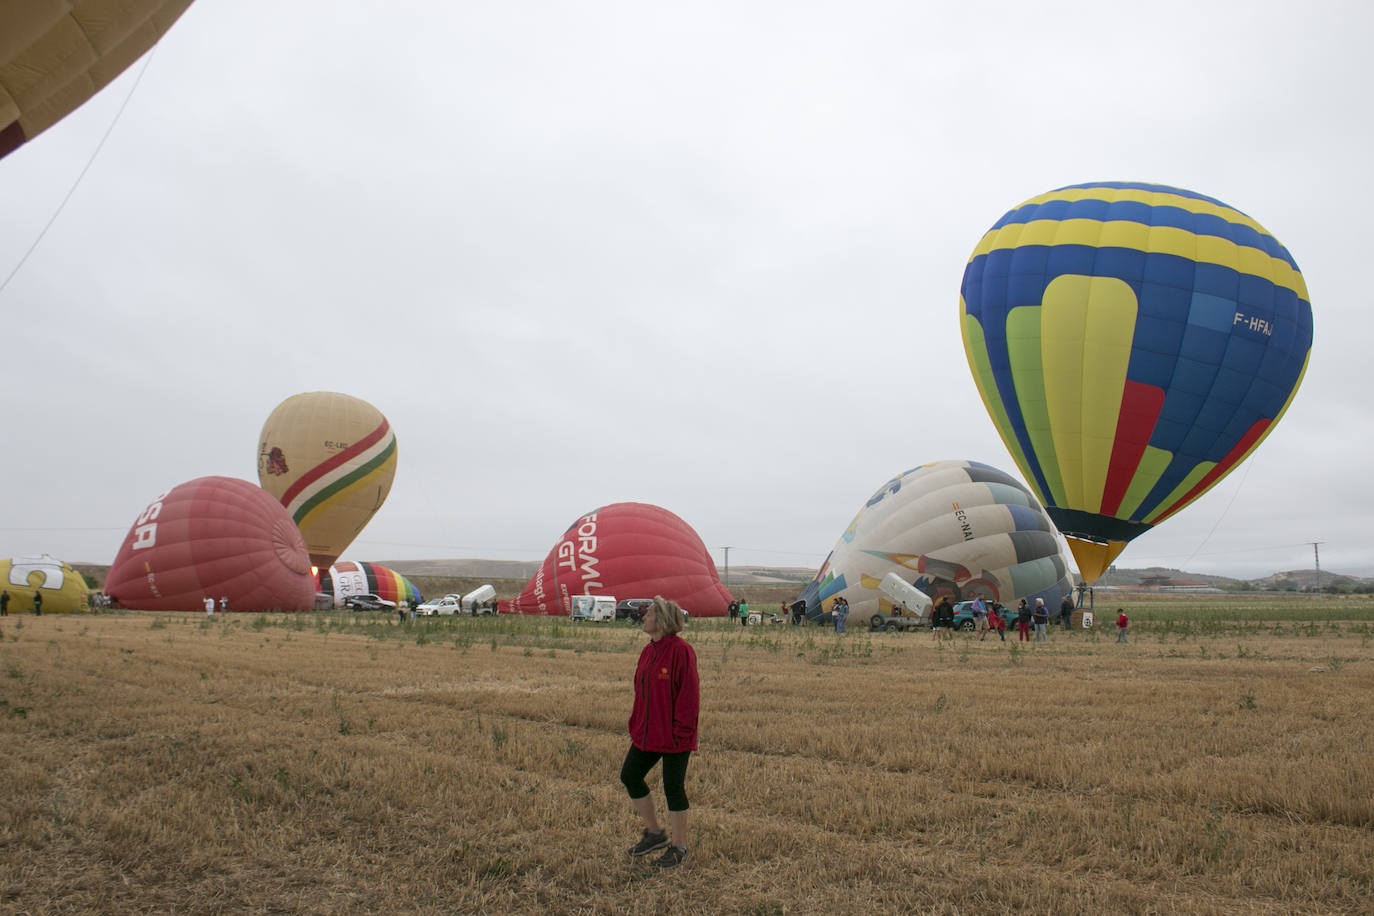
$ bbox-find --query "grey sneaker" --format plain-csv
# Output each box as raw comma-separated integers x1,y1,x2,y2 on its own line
628,829,668,857
652,845,687,869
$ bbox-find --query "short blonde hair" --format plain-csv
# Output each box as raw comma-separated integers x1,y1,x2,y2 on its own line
650,595,685,635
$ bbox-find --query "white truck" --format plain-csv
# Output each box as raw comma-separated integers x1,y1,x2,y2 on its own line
462,584,497,615
869,573,933,631
569,594,617,622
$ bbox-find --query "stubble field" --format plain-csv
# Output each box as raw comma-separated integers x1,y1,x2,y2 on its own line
0,598,1370,914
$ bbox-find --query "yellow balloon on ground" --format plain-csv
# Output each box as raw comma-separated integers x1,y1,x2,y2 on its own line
1,1,196,160
1,555,90,613
257,392,398,570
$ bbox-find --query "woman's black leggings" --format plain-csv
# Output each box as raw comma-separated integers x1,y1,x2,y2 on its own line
620,746,691,811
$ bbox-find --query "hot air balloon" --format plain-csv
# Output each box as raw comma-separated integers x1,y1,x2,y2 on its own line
960,182,1313,583
318,561,422,609
105,476,316,612
1,1,195,160
507,502,732,617
796,461,1074,624
1,554,90,613
257,392,398,570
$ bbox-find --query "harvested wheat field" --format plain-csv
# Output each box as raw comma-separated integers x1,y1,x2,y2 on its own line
0,602,1370,915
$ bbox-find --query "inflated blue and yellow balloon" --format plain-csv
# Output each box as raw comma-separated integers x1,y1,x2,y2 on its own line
960,182,1313,582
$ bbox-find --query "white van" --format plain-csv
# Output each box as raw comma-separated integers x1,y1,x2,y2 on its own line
569,594,617,622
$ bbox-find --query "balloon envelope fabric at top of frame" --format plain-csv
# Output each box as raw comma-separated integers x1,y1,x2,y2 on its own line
0,1,196,160
959,182,1313,583
104,476,316,612
257,391,398,571
795,460,1073,625
506,502,732,617
0,554,90,613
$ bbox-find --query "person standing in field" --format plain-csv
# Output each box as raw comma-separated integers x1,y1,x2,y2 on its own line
986,603,1006,641
1060,593,1074,631
834,597,849,634
32,590,41,616
0,590,8,616
1033,598,1049,641
972,595,988,638
204,596,215,616
1116,608,1129,644
1015,599,1031,641
738,598,750,627
621,595,699,870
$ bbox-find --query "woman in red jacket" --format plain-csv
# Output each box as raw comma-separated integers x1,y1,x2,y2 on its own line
620,595,699,869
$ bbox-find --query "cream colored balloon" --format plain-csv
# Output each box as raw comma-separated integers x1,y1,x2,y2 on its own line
257,392,397,569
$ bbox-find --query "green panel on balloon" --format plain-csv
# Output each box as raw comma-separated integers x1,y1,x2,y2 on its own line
1006,306,1065,507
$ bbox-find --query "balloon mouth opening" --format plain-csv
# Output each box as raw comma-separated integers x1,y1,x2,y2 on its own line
1065,537,1129,585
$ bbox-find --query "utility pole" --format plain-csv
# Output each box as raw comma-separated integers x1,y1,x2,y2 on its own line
1310,541,1325,591
722,547,731,590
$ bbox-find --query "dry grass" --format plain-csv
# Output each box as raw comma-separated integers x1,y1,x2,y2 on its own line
0,604,1370,915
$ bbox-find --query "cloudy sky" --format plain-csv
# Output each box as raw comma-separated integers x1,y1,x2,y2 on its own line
2,1,1369,580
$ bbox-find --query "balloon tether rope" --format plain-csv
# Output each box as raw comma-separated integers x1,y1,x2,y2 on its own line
0,45,159,299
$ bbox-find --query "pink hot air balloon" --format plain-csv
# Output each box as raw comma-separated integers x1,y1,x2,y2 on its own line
506,502,732,617
106,477,316,612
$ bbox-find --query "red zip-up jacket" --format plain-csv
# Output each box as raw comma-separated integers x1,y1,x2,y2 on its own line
627,633,699,753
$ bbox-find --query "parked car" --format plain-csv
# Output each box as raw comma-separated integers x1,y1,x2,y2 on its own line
415,595,462,616
951,600,1008,631
615,599,692,623
616,598,655,622
344,593,396,612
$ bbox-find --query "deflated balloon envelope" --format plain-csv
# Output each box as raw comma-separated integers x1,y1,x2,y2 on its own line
257,391,398,570
508,502,732,617
797,460,1073,624
0,1,196,160
0,554,90,613
960,182,1313,582
105,476,316,612
319,561,423,608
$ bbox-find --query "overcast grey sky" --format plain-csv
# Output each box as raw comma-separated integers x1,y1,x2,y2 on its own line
2,1,1369,580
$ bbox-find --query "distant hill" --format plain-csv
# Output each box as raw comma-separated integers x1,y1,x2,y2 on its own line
1251,569,1374,591
1095,566,1240,588
380,558,541,580
1096,565,1372,593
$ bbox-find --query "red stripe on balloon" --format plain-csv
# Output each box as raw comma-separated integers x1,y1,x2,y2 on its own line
1100,380,1165,516
280,419,390,508
1152,418,1271,524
